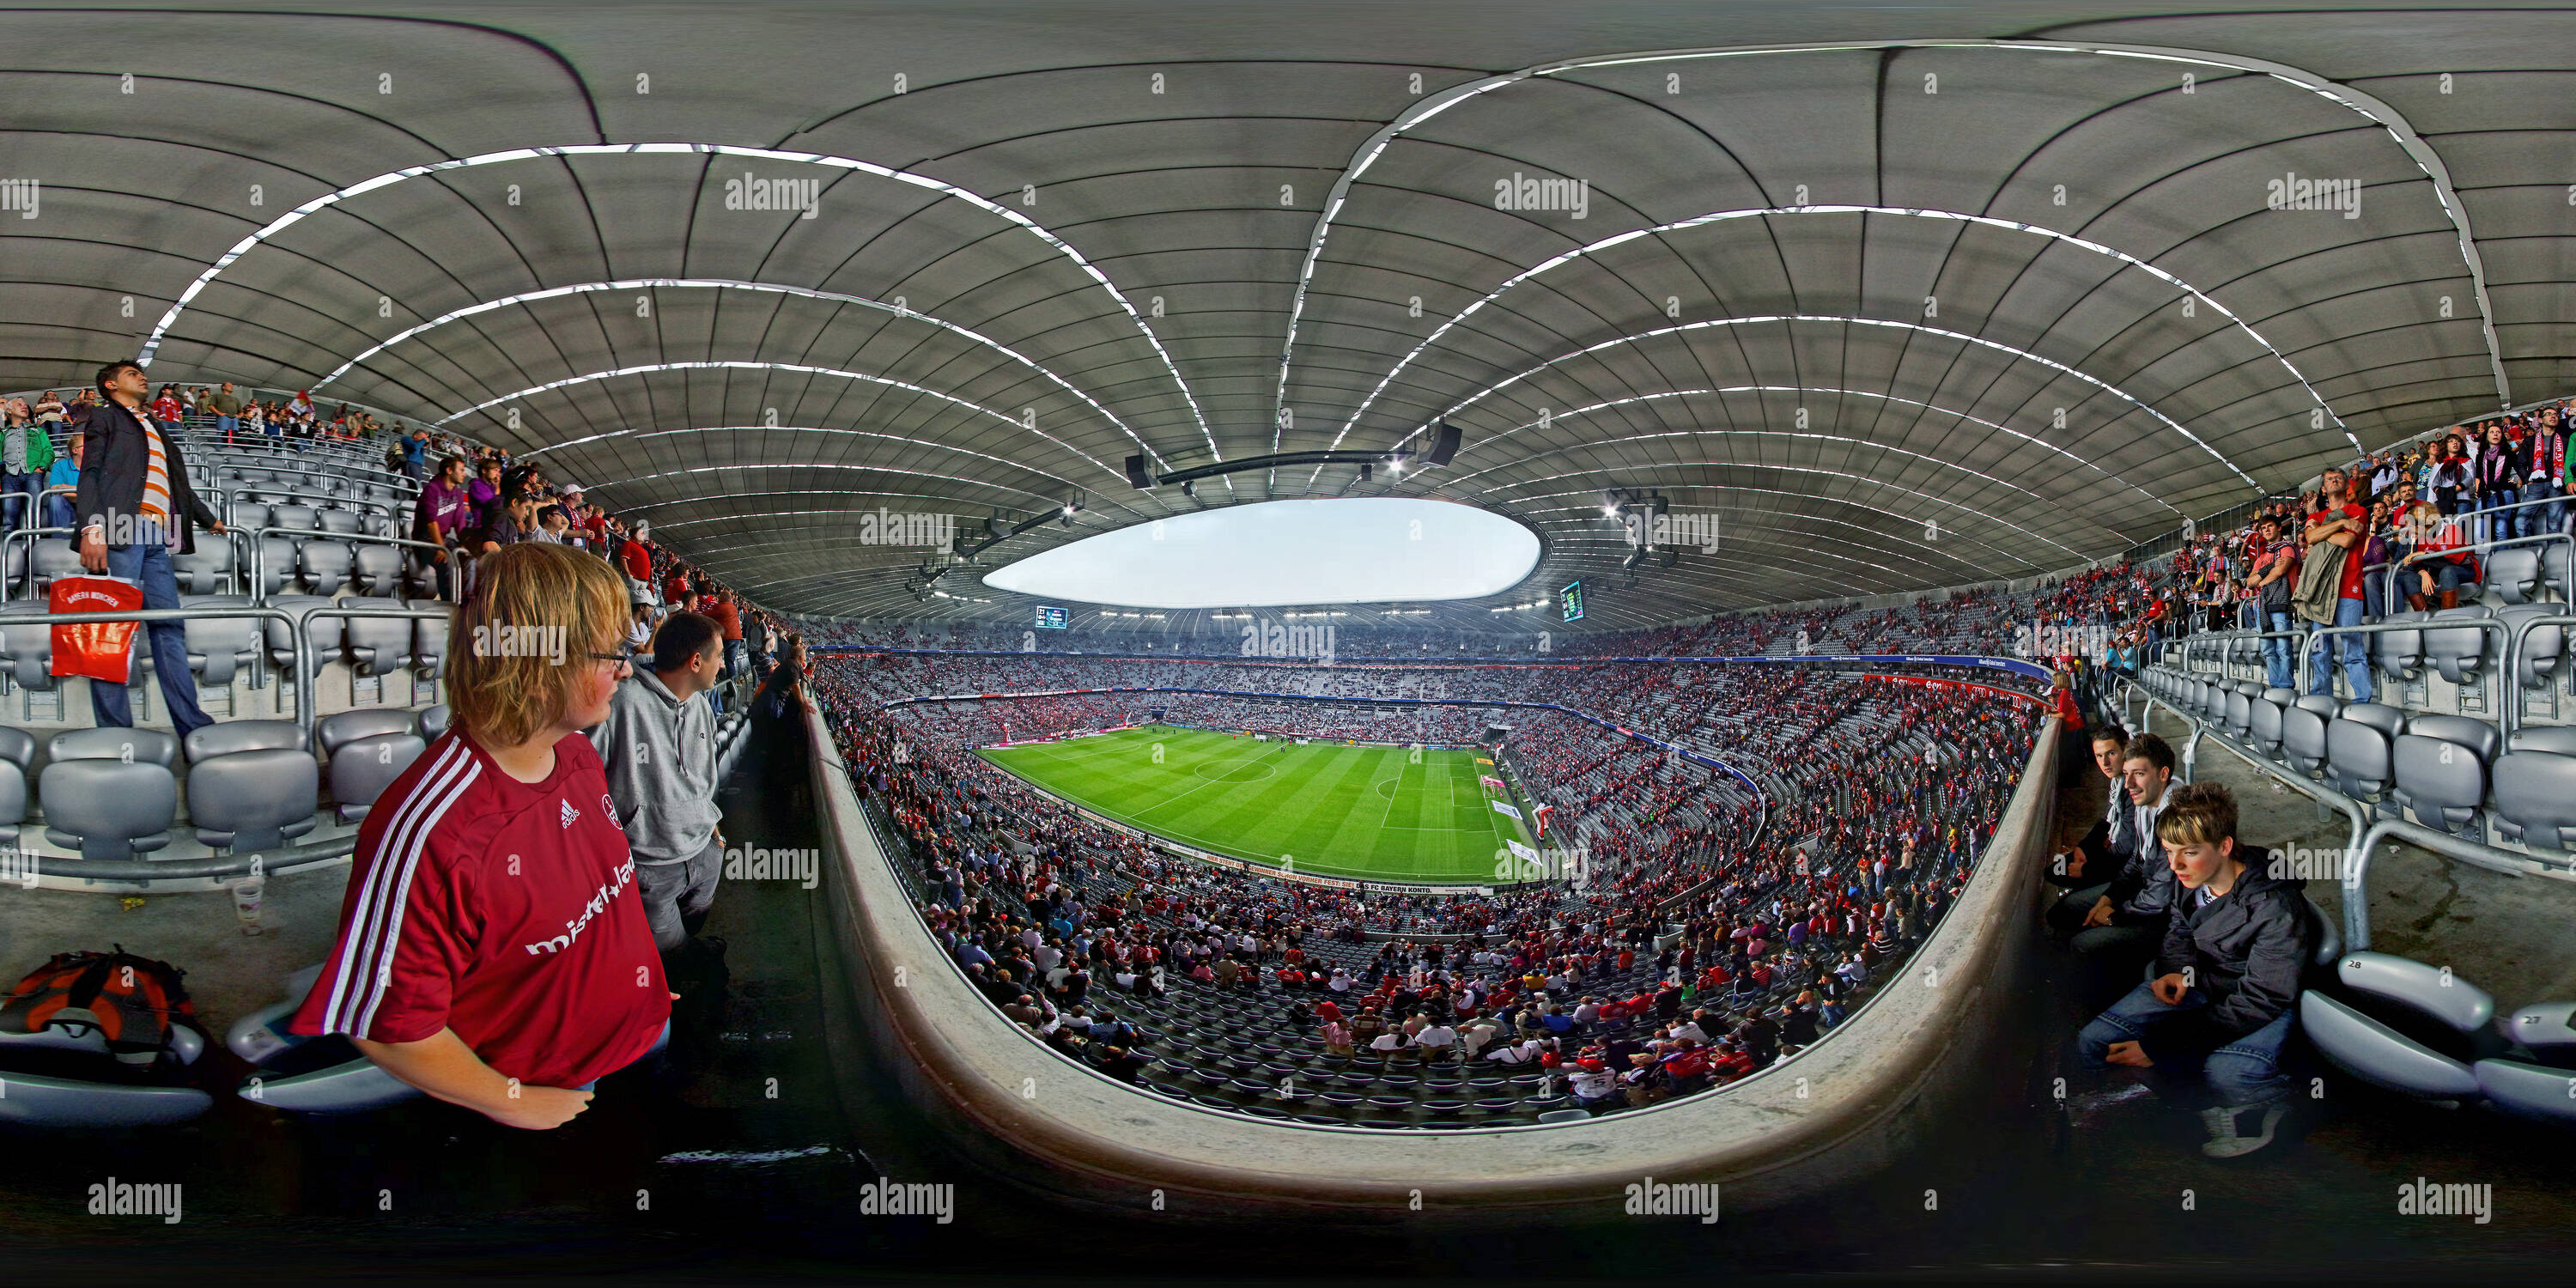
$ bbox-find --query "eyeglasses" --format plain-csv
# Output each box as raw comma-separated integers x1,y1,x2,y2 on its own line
587,647,639,671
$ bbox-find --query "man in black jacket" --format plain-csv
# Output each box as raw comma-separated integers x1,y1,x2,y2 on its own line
72,361,228,740
2047,733,2178,974
2076,782,2310,1157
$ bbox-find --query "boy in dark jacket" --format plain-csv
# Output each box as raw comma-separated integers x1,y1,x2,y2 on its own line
2076,782,2311,1157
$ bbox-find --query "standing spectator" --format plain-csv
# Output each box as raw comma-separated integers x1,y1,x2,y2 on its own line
709,589,747,680
147,384,181,433
588,611,726,955
2526,405,2567,539
0,399,45,529
208,381,244,440
2301,467,2371,704
2245,515,2297,689
616,524,656,609
290,543,669,1127
72,361,228,742
400,427,430,482
410,456,475,599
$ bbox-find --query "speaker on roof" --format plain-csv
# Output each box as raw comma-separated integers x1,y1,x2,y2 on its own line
1125,454,1154,489
1424,420,1462,467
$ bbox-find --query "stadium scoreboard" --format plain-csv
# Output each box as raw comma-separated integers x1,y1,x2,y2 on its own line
1560,580,1583,622
1036,605,1069,629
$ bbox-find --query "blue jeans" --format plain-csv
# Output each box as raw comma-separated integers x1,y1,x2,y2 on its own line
2079,981,2296,1109
90,541,215,740
2263,611,2295,689
2478,489,2517,544
2307,596,2370,703
216,416,238,438
0,472,35,530
2524,478,2563,539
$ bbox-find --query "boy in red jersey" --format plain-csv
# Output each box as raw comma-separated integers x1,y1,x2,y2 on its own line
292,544,671,1129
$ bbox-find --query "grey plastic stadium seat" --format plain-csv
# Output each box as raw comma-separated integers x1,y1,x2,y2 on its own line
323,732,424,823
267,504,317,532
0,603,56,692
180,593,261,686
2391,716,2497,835
230,501,270,532
263,595,338,680
0,726,33,826
299,539,355,595
2483,545,2542,605
317,509,361,535
50,726,178,767
2305,951,2507,1103
171,544,233,594
27,538,79,591
2472,1058,2576,1124
2324,704,2404,805
2545,543,2573,602
419,703,453,740
352,543,404,597
2506,1002,2576,1068
2499,604,2565,692
2372,611,2423,683
257,537,300,597
2491,750,2576,851
188,747,319,852
39,759,178,860
317,708,416,753
227,964,423,1115
411,605,448,678
0,1028,211,1127
2423,607,2494,686
185,719,307,759
2223,686,2252,738
2507,725,2576,756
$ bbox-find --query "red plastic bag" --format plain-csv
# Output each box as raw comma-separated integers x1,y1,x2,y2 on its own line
49,575,144,684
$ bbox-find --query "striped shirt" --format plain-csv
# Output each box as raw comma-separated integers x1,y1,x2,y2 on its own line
289,732,669,1088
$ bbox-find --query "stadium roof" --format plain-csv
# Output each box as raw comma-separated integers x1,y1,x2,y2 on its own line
9,1,2572,629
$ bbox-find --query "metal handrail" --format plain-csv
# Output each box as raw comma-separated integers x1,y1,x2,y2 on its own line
2296,614,2514,741
2343,815,2576,952
228,487,402,531
248,525,454,606
2380,531,2576,609
0,600,445,736
2119,673,2371,880
2500,611,2576,738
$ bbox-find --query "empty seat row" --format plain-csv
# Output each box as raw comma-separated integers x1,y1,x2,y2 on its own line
0,705,450,862
2136,668,2576,854
0,596,446,694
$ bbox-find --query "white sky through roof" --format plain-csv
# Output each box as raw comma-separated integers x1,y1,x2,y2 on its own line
981,498,1540,610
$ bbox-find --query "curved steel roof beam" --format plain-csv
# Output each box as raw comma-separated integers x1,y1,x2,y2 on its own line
128,141,1216,473
428,359,1129,488
1277,38,2507,459
1321,205,2366,472
1403,314,2262,493
308,278,1156,461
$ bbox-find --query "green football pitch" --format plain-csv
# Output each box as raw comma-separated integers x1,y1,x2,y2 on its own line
976,725,1534,884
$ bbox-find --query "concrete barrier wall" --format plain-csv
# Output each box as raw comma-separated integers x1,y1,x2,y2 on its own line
806,707,2061,1225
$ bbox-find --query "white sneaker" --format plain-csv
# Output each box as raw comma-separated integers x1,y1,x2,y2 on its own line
2199,1101,2288,1158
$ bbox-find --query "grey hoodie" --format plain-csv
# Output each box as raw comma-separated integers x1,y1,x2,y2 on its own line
586,667,720,864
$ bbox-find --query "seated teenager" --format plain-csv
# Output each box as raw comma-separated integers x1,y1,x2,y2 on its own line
2075,782,2310,1157
291,544,671,1129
